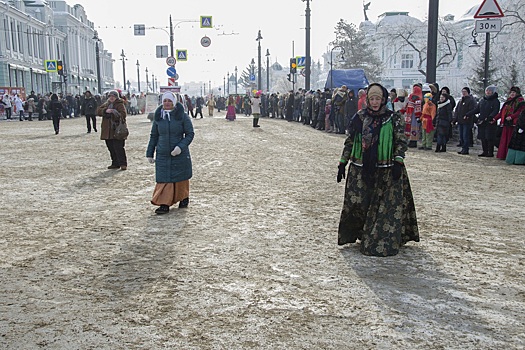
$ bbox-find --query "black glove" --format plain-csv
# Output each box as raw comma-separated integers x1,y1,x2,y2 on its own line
337,162,346,183
392,161,403,181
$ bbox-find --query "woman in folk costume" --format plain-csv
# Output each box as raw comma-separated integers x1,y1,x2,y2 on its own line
404,84,423,148
493,86,525,159
146,92,195,214
225,95,236,121
434,93,453,152
419,93,436,150
336,83,419,256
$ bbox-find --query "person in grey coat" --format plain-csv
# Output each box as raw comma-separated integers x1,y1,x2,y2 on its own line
146,92,195,214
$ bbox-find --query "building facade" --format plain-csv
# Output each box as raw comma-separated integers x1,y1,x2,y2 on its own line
0,0,114,96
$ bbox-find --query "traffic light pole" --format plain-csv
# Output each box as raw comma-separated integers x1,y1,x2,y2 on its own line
62,54,67,94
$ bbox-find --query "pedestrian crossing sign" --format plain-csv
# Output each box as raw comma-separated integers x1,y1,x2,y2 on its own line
45,60,58,72
200,16,212,28
176,50,188,61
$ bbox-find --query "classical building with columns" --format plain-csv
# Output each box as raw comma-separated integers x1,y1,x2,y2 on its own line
0,0,114,96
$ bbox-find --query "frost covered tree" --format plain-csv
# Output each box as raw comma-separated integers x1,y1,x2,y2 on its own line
332,19,383,82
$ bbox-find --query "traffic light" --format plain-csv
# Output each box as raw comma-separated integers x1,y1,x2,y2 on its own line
57,60,64,76
287,74,292,82
290,58,297,74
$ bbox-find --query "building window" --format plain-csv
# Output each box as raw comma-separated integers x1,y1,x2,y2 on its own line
27,28,32,57
10,20,17,52
401,53,414,69
3,19,10,50
17,23,23,54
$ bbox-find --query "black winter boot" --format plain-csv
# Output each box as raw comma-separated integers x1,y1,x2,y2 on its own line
253,118,260,127
435,145,441,152
442,144,446,152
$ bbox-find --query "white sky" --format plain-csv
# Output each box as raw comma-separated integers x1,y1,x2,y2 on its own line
72,0,483,89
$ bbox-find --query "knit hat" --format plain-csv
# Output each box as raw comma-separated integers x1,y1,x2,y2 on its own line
107,90,119,98
367,84,383,100
422,83,430,92
424,92,433,100
429,84,438,94
162,91,176,104
510,86,521,94
462,87,471,94
486,85,497,94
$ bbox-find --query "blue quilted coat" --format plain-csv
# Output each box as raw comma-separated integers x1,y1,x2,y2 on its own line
146,102,194,183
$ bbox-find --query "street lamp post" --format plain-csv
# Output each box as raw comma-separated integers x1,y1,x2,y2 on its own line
209,80,211,95
256,30,263,90
302,0,311,90
469,30,490,89
330,46,346,90
93,31,102,94
204,82,206,96
227,72,230,95
145,67,149,93
265,49,270,93
136,60,141,93
154,76,158,93
120,49,127,93
151,73,155,92
223,76,226,96
234,66,238,95
250,58,255,93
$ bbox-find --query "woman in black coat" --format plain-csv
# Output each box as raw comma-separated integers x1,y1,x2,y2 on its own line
466,85,500,157
47,94,63,134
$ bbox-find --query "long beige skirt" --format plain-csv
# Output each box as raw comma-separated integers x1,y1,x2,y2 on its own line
151,181,190,206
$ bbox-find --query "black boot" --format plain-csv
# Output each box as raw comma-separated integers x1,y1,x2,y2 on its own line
435,145,441,152
479,140,488,157
441,144,446,152
155,205,169,214
486,141,494,157
179,198,189,208
253,118,260,128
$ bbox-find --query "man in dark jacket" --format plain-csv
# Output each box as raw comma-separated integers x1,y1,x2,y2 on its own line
465,85,500,157
453,87,477,155
81,91,99,133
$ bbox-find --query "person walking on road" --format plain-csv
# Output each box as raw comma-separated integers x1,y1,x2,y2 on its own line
96,90,128,170
146,92,195,215
250,91,262,128
207,95,216,117
225,95,236,121
48,93,63,134
81,90,98,133
336,83,419,256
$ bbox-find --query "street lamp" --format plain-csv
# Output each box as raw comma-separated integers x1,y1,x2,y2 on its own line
250,58,255,92
256,30,263,90
330,46,346,90
127,80,131,94
154,76,158,92
234,66,238,95
120,49,127,93
93,30,102,93
223,76,226,96
136,60,141,93
265,49,270,93
469,28,490,89
227,71,230,95
145,67,149,93
204,82,206,96
151,73,155,92
209,80,211,95
302,0,312,90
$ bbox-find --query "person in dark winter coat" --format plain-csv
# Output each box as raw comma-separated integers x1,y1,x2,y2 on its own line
81,91,99,133
466,85,500,157
146,92,195,214
96,90,128,170
453,87,477,154
434,93,453,152
48,93,63,134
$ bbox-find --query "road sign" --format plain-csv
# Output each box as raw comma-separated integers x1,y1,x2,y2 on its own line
168,77,176,86
475,19,502,33
174,73,179,81
44,60,57,72
249,74,256,82
201,36,211,47
176,50,188,61
300,68,306,77
200,16,213,28
166,56,176,66
166,66,177,77
160,86,181,93
134,24,145,36
474,0,504,18
296,56,306,68
156,45,168,58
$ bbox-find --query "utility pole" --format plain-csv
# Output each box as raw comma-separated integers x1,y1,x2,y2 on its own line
303,0,311,90
426,0,439,83
256,30,263,90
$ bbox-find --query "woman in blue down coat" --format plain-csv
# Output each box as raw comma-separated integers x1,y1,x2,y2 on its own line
146,92,195,214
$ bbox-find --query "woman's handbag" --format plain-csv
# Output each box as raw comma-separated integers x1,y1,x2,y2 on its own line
114,118,129,140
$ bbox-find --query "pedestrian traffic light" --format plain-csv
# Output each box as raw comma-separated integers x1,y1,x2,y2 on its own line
57,60,64,76
290,58,297,74
287,74,292,82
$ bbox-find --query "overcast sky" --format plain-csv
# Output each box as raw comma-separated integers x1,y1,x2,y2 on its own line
72,0,483,89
